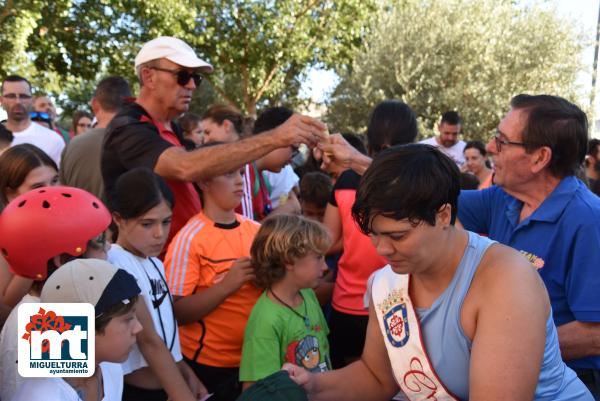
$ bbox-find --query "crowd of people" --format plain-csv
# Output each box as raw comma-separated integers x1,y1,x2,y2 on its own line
0,35,598,401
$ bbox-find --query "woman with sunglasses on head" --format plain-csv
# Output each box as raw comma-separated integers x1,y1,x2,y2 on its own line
463,140,493,189
107,167,207,401
0,144,60,308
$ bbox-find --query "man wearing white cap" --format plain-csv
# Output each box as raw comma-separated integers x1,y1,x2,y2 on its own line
102,36,327,248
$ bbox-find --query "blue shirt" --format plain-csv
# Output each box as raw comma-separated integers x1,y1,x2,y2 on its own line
458,177,600,370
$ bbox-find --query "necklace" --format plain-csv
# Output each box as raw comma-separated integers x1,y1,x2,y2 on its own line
69,367,102,400
269,289,311,329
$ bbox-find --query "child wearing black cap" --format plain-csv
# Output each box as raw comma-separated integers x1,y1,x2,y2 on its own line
239,214,332,389
12,258,142,401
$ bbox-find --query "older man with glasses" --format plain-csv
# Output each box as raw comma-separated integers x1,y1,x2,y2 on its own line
0,75,65,165
312,94,600,398
102,37,328,255
458,94,600,399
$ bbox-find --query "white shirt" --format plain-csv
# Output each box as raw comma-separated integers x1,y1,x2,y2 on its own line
10,362,123,401
240,164,253,220
0,294,40,401
263,165,299,209
10,121,65,166
419,136,466,168
107,245,183,375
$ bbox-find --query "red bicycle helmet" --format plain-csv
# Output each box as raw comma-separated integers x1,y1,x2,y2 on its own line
0,186,111,280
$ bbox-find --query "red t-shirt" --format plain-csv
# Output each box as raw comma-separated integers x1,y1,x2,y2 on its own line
102,102,202,251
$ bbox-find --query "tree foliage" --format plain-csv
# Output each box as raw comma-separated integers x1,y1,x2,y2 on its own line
1,0,375,120
326,0,588,140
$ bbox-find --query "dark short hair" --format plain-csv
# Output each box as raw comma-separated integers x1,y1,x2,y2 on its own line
341,133,368,155
0,144,57,209
510,94,588,178
0,124,13,145
460,172,480,190
94,76,132,113
440,111,461,126
464,140,487,157
253,107,293,135
352,144,460,232
109,167,174,219
366,100,418,155
1,75,32,94
588,138,600,157
96,296,138,334
178,112,202,135
300,172,333,208
202,104,244,135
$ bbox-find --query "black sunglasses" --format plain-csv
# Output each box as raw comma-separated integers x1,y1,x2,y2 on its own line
150,66,203,86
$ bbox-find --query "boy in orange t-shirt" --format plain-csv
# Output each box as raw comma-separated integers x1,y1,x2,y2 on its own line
164,162,261,401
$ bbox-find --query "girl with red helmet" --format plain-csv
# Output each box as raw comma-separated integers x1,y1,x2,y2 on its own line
0,185,112,401
0,144,60,308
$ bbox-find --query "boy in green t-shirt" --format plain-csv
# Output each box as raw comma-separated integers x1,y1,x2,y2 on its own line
239,214,332,389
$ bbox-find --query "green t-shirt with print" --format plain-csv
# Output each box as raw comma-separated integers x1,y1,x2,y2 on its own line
239,288,331,381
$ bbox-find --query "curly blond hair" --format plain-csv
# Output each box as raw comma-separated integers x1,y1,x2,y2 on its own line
251,214,331,289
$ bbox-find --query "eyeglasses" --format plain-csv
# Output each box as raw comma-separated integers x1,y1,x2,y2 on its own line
149,66,203,87
493,133,534,153
77,123,92,128
2,93,32,100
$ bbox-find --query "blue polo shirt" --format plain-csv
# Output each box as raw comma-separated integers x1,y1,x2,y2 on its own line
459,176,600,370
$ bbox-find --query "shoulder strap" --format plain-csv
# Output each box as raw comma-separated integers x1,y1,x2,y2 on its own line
372,268,460,401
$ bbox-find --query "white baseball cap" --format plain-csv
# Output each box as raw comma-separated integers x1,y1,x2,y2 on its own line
41,259,141,317
134,36,213,73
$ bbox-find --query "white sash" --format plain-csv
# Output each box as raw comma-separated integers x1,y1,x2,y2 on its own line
372,265,459,401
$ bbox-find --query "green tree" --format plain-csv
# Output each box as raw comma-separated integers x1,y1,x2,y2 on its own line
1,0,375,119
185,0,376,115
327,0,588,140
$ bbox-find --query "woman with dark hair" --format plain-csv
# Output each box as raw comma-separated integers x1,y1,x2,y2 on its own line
365,100,418,154
107,167,207,401
463,140,493,189
285,144,592,401
323,100,418,369
71,110,93,136
0,143,59,210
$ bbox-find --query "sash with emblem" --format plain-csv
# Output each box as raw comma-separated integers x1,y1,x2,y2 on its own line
372,265,459,401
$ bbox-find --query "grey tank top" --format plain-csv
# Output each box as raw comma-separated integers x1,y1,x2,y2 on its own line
415,231,592,401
